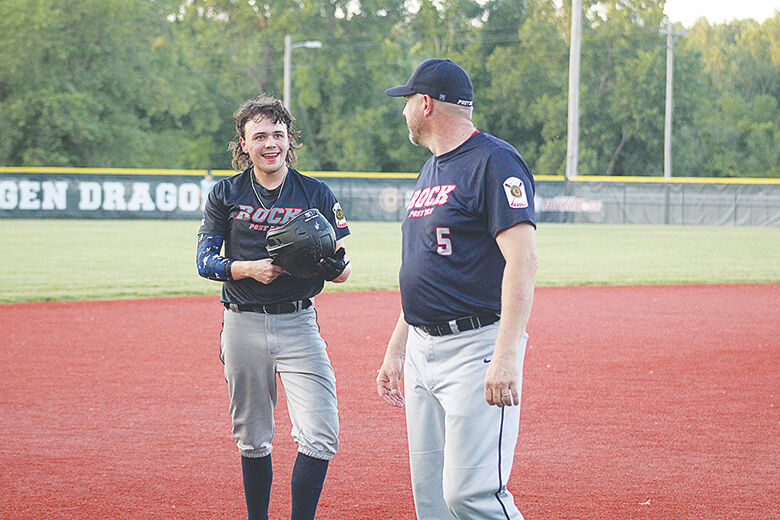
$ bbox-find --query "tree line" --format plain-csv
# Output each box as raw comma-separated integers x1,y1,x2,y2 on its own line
1,0,777,177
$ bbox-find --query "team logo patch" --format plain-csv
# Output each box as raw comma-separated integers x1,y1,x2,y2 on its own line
503,177,528,209
333,202,348,228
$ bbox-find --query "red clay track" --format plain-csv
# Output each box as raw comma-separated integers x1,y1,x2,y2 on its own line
1,285,777,519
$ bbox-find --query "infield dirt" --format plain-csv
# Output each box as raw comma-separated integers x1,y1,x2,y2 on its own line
1,284,777,519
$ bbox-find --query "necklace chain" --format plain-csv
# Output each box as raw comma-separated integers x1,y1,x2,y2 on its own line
251,173,286,210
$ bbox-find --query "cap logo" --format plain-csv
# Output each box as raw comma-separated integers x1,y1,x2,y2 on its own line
438,94,446,101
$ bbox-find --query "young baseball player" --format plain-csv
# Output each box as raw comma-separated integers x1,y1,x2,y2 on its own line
196,95,351,520
376,59,537,519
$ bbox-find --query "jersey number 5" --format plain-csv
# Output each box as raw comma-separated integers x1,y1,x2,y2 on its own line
436,227,452,256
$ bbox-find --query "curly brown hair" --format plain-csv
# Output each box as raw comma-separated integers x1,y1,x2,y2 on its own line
228,95,302,171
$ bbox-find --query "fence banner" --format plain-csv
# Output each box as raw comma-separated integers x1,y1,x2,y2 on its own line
0,171,204,219
1,169,778,226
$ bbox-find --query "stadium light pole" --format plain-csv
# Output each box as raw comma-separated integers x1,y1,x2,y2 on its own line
565,0,582,180
660,19,686,179
283,35,322,110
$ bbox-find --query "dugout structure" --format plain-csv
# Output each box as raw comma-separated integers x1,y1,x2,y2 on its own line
0,167,778,226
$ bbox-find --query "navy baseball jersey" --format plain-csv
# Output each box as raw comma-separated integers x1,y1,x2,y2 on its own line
198,167,349,304
399,131,536,326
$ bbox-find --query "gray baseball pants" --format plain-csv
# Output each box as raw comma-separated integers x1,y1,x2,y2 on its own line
220,306,339,460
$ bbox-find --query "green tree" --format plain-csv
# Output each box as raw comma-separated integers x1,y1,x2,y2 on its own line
0,0,777,177
288,0,414,172
575,0,666,175
0,0,199,167
674,15,779,176
164,0,288,170
480,0,569,174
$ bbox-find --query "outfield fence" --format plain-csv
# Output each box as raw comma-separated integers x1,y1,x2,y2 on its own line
1,167,778,226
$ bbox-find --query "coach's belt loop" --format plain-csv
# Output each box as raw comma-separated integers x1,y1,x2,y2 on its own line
448,319,459,334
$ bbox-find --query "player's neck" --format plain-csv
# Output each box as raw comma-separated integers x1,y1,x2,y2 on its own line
253,166,288,190
428,119,476,156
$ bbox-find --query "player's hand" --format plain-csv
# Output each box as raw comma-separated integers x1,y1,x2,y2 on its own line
239,258,285,284
316,247,349,281
484,355,519,407
377,356,405,407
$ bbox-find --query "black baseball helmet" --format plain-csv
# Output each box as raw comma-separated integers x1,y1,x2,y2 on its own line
266,208,337,278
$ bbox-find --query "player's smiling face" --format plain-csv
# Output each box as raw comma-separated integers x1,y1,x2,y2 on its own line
240,116,290,178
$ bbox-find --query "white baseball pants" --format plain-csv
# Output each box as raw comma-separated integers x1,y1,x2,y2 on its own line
404,323,527,520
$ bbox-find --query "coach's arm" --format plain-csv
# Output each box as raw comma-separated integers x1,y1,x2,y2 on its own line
484,222,537,407
377,311,409,407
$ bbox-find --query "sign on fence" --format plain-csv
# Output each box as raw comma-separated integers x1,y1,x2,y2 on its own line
1,169,777,226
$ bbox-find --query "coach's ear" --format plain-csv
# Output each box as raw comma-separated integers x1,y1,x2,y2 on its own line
419,94,435,117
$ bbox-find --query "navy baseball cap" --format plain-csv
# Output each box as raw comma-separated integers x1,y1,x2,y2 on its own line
385,58,473,107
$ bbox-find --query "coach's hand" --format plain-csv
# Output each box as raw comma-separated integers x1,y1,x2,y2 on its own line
377,355,405,407
484,355,519,407
316,247,349,281
377,312,409,407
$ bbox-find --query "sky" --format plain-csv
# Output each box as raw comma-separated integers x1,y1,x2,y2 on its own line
663,0,779,26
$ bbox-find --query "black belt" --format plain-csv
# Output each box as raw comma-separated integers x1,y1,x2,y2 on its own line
224,299,312,315
417,313,500,336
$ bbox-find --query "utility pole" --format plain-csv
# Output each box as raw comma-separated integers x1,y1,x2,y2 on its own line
284,35,293,110
659,19,686,179
283,35,322,110
565,0,582,180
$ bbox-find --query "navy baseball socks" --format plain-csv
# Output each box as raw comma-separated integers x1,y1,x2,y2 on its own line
290,453,329,520
241,453,328,520
241,454,272,520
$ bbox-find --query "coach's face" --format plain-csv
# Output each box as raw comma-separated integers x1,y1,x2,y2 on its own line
240,116,290,178
403,94,425,147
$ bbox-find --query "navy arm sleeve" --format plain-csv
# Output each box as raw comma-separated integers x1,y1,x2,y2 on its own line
196,234,234,282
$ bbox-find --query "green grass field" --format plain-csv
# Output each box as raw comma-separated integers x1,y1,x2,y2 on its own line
1,219,777,303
